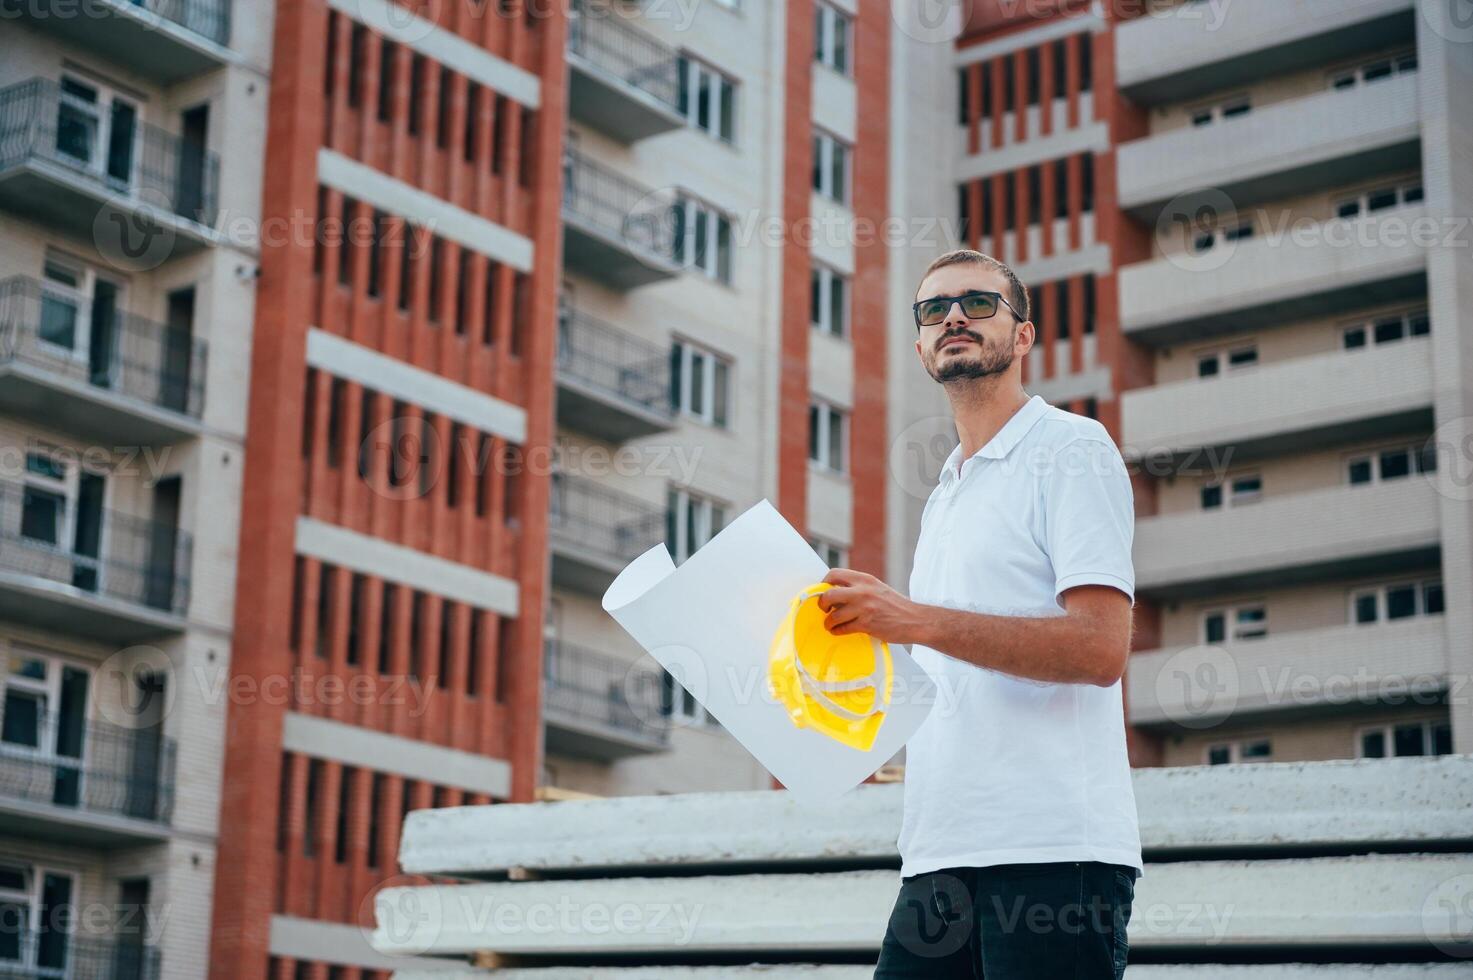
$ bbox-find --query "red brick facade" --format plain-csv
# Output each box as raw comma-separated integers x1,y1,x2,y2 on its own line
210,3,566,978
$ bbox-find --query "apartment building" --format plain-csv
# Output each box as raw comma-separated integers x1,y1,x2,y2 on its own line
0,0,266,978
954,0,1472,767
208,1,563,978
544,0,911,798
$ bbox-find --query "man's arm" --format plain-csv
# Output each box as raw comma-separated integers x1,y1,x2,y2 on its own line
816,568,1132,687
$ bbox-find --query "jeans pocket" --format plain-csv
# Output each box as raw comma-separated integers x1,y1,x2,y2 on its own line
1111,869,1136,979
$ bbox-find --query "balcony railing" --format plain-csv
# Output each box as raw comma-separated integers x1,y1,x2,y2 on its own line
0,277,206,421
557,306,674,421
549,473,665,569
0,77,220,227
0,479,191,618
544,641,671,747
567,0,682,111
112,0,232,46
0,932,161,980
561,147,678,263
0,712,176,825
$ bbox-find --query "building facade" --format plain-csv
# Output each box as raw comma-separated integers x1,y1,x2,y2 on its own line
0,0,267,978
209,1,564,977
952,0,1473,766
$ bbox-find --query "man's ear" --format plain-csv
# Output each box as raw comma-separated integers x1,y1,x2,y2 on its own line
1016,320,1036,356
914,336,923,361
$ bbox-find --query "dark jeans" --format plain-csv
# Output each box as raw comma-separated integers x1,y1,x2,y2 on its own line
874,861,1137,980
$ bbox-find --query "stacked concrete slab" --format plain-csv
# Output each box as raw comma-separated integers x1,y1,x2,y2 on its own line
373,757,1473,977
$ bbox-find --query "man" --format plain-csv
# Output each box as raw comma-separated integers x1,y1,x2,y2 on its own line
818,249,1141,978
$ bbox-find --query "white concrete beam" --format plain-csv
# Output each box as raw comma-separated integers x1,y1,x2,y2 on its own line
283,713,512,799
398,757,1473,875
372,854,1473,957
394,968,1473,980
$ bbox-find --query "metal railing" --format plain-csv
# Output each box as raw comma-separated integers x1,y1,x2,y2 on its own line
0,478,192,618
0,277,206,421
561,147,678,263
557,305,674,419
0,712,176,825
548,472,665,568
0,932,161,980
0,77,221,227
543,640,671,745
567,0,682,110
109,0,232,46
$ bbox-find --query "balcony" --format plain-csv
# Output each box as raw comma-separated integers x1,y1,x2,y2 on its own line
0,479,191,641
1123,340,1433,462
0,277,206,447
3,0,233,83
549,473,665,595
0,932,161,980
1120,208,1428,346
0,78,222,260
543,641,671,760
567,1,684,143
1118,75,1421,224
561,148,682,290
1116,0,1415,105
1127,617,1448,729
556,306,675,442
0,713,175,846
1134,480,1440,599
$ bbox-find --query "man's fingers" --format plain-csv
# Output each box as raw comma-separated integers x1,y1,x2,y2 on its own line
823,567,857,587
816,585,858,611
824,605,861,634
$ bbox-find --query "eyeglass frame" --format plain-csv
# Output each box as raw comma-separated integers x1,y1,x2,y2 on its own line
911,290,1025,330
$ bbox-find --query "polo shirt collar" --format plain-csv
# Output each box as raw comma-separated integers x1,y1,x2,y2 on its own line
940,395,1050,481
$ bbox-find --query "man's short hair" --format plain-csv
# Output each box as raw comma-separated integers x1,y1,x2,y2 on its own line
919,249,1031,323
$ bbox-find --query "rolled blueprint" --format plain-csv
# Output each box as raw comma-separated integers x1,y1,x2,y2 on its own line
601,499,935,801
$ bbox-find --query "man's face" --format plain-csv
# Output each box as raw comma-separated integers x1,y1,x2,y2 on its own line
913,265,1031,385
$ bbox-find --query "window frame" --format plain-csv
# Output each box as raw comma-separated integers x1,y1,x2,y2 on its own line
677,53,738,144
812,129,851,206
808,399,849,474
672,194,734,284
810,262,849,338
1200,604,1267,644
669,339,732,429
1348,578,1444,625
814,2,852,75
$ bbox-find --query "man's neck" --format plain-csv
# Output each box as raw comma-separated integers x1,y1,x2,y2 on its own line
945,375,1031,464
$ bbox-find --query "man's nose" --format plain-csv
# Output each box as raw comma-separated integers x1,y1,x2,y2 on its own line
942,301,968,329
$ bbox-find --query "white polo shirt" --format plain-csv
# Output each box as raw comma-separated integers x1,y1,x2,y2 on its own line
898,394,1143,877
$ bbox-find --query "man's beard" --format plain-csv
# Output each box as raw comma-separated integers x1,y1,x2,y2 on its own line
924,328,1015,384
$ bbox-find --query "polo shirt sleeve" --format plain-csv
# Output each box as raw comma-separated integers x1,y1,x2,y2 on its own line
1043,435,1136,604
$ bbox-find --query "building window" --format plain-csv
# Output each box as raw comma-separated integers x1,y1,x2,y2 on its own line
809,536,848,568
669,340,731,428
666,487,727,564
1200,473,1262,509
671,196,733,283
1206,739,1271,765
1189,94,1251,127
812,130,851,205
1190,219,1253,254
1342,309,1430,349
811,264,848,338
1196,344,1258,378
1329,50,1417,89
0,861,78,973
1346,442,1436,486
1350,579,1443,625
809,400,848,474
1202,605,1267,644
677,55,737,144
814,2,851,74
1358,719,1452,759
1334,180,1423,220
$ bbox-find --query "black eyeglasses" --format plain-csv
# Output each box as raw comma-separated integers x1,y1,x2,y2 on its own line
912,290,1022,329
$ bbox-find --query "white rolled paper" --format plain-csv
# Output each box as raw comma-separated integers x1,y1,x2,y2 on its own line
601,499,935,801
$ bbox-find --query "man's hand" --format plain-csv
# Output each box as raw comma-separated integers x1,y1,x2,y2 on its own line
817,568,927,644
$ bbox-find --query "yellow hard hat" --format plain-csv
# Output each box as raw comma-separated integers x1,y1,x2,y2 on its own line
768,583,893,752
